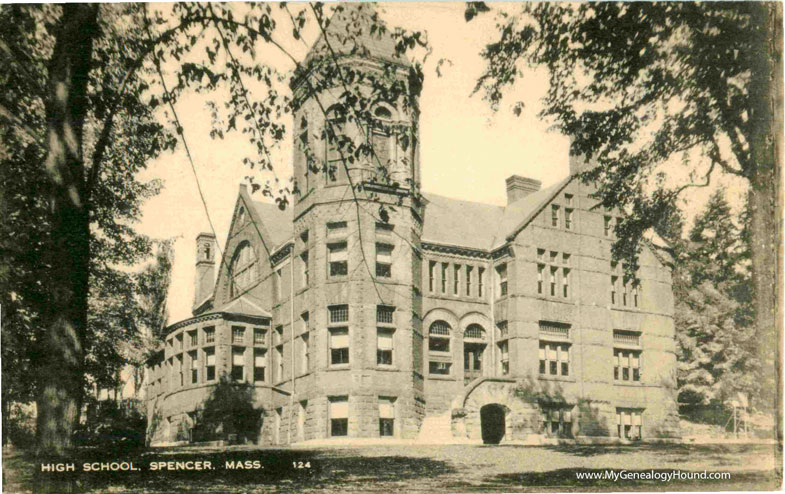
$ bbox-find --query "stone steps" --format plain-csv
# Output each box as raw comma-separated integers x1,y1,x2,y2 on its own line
415,412,455,443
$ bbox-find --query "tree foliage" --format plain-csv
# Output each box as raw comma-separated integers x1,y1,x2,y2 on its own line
472,1,781,430
194,376,261,443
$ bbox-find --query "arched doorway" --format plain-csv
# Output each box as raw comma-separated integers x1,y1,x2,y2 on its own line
480,404,506,444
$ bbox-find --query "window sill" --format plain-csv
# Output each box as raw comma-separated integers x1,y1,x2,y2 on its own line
613,381,643,387
427,374,455,381
327,364,350,371
537,374,575,384
375,365,399,372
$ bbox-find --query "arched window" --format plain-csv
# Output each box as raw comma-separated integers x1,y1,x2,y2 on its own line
428,321,451,352
230,242,258,297
370,104,397,175
464,324,486,340
237,206,246,225
325,106,348,184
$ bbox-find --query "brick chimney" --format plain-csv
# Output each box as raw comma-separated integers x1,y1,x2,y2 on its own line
506,175,542,204
194,232,216,306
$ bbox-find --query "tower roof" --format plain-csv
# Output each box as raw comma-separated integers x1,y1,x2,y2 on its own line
304,3,409,68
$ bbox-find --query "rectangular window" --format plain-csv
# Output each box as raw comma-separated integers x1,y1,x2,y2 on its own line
497,320,508,339
300,252,309,287
330,328,349,365
429,261,436,292
377,329,393,366
539,342,569,376
466,265,473,296
176,335,183,352
254,349,266,382
376,305,394,324
327,221,347,235
375,243,393,278
204,327,215,344
562,268,570,298
550,267,558,296
232,348,245,381
298,401,307,440
275,269,282,300
562,253,571,265
537,264,544,294
232,326,245,344
611,276,618,305
542,407,573,438
328,242,348,277
496,263,508,297
565,193,573,206
441,263,448,293
276,345,284,381
499,341,509,375
379,397,395,437
452,264,460,295
429,361,451,375
189,351,198,384
189,330,198,347
205,347,215,381
300,334,309,374
478,267,485,297
622,277,628,306
254,328,266,345
274,325,283,346
551,204,560,227
614,349,641,382
329,397,349,437
604,216,612,237
565,208,574,230
616,409,643,440
329,304,349,324
428,334,450,353
375,222,393,236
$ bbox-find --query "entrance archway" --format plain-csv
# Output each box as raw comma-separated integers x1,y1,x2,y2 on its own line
480,404,506,444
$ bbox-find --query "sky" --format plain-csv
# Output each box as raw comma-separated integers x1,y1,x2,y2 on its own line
134,2,748,325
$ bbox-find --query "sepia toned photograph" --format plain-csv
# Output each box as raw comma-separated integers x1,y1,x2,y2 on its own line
0,1,782,492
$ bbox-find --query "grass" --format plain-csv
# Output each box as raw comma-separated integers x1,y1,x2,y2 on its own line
3,442,781,493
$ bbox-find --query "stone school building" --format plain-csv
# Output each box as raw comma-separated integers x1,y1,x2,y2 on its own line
145,5,679,446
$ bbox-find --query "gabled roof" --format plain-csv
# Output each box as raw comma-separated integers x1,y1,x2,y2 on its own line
251,200,293,254
421,175,575,252
212,295,270,318
422,193,504,250
304,3,408,67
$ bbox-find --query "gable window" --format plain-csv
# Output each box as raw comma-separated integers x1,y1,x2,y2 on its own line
377,329,394,366
230,242,258,297
379,396,396,437
565,208,574,230
329,397,349,436
604,216,612,237
496,263,508,297
328,242,348,277
428,261,436,292
551,205,560,228
617,409,643,440
330,328,349,365
232,348,245,381
375,243,393,278
254,349,266,382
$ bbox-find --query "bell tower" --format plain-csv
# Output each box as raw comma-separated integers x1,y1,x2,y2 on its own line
193,232,216,310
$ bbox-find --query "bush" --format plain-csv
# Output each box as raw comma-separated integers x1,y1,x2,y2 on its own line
5,402,36,449
193,376,262,444
73,400,146,451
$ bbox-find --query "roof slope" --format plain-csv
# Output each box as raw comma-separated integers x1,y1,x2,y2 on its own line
422,192,504,250
422,176,574,252
252,200,293,252
212,295,270,318
305,3,407,67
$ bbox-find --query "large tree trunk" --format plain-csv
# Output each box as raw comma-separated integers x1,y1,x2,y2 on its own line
35,4,98,458
747,2,783,442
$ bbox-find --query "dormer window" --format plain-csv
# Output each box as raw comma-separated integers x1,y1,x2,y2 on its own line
230,242,258,297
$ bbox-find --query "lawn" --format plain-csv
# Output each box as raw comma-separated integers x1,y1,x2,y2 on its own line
3,442,781,493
